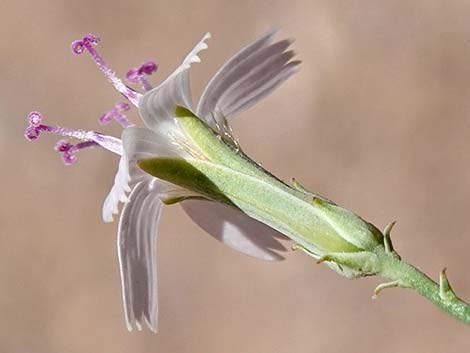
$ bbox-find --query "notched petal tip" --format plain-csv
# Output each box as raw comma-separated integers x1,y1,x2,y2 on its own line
180,32,211,69
196,28,301,125
138,32,212,130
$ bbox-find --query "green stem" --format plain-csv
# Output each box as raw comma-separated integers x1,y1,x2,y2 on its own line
377,251,470,324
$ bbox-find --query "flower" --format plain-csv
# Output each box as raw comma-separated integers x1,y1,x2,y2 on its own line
25,30,300,332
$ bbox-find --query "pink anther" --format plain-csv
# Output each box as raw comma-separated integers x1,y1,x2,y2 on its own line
98,102,133,128
54,139,99,165
126,60,158,91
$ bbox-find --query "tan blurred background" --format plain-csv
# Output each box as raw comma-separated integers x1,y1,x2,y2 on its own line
2,0,470,352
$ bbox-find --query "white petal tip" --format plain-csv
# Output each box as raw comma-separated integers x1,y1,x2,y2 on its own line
125,322,133,332
124,319,158,333
149,325,158,333
102,209,115,223
119,195,130,203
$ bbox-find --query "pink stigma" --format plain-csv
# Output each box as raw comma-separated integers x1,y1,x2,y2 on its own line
70,34,100,54
25,111,43,140
126,60,158,91
71,34,142,106
54,139,99,165
99,102,133,128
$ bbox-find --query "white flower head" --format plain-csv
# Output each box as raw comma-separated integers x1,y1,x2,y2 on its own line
25,30,300,332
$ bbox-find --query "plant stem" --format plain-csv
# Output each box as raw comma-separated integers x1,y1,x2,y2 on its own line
377,251,470,324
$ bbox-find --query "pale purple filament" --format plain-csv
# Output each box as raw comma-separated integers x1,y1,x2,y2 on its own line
71,34,142,106
25,111,123,156
126,61,158,91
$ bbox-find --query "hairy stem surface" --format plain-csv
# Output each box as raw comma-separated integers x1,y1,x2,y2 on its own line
377,251,470,324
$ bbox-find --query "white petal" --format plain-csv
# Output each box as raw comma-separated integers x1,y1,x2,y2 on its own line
196,29,299,126
89,133,123,156
123,127,189,160
103,156,131,222
118,179,163,332
197,29,277,120
221,61,299,117
182,199,287,261
138,33,211,132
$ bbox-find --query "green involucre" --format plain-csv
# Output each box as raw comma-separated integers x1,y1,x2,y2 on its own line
139,106,382,260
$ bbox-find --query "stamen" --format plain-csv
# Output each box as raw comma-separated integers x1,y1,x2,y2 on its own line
71,34,142,106
126,60,158,91
25,111,123,155
54,139,99,165
99,102,134,128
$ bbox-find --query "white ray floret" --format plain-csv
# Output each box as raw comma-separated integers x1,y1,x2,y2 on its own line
105,30,299,331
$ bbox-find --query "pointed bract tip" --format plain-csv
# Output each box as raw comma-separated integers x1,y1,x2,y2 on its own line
439,267,457,301
311,196,323,206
